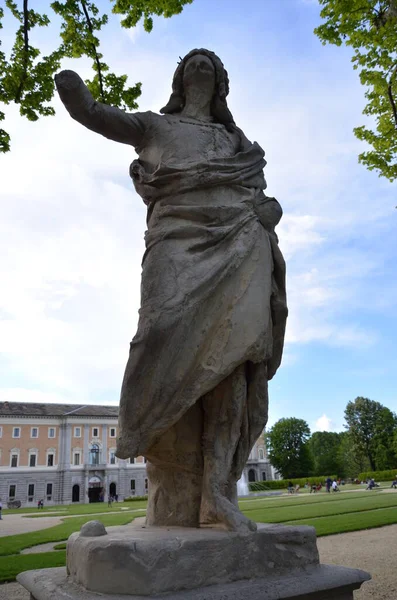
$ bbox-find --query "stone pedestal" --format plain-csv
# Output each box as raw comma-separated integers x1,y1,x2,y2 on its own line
17,519,370,600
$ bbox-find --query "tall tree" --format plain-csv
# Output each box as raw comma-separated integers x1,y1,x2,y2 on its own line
314,0,397,182
266,418,313,479
0,0,193,152
344,397,397,471
337,431,371,478
309,431,343,476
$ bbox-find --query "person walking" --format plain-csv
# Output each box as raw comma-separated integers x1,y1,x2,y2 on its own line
0,498,2,520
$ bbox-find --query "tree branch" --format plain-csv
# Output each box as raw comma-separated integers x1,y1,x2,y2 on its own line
388,68,397,129
80,0,105,102
15,0,29,102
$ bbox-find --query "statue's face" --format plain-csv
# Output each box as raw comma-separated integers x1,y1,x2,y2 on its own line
183,54,215,96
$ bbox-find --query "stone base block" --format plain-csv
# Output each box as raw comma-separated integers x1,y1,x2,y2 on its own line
66,520,320,595
18,564,370,600
17,519,370,600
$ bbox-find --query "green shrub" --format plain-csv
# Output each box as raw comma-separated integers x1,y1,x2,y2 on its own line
249,475,337,492
358,469,397,481
123,495,148,502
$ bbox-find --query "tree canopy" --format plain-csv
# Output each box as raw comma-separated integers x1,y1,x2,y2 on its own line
344,396,397,470
266,417,313,479
314,0,397,182
0,0,193,152
309,431,343,476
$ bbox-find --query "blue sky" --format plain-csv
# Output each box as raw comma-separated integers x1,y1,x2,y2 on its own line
0,0,396,433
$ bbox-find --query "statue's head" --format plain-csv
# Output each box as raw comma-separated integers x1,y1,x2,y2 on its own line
160,49,235,130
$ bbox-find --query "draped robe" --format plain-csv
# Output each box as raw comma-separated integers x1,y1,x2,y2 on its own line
116,111,287,461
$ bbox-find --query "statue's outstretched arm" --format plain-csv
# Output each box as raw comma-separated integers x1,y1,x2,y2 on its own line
55,70,146,147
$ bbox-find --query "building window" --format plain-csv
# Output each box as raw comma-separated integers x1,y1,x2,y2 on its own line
47,453,54,467
110,427,116,438
92,427,99,438
144,478,148,493
48,427,56,439
109,451,116,465
28,483,35,501
74,452,81,466
262,472,267,481
29,454,37,467
0,426,3,437
259,448,264,460
74,427,81,438
31,427,39,438
130,479,136,495
9,484,16,499
89,444,100,465
11,453,19,468
46,483,53,500
12,427,20,438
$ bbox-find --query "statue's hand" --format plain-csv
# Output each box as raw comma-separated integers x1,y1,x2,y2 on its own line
55,70,88,107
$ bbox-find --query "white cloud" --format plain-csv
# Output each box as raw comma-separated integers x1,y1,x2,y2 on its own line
314,414,334,432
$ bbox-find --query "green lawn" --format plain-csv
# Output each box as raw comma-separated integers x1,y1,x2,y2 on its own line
240,488,397,536
4,500,147,517
0,551,67,584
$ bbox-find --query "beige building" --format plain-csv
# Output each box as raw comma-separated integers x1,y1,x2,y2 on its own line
0,401,273,507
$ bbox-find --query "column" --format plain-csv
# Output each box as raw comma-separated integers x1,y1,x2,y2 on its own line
83,424,90,465
102,424,108,465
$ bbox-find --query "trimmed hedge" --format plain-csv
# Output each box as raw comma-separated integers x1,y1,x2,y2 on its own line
358,469,397,481
123,495,148,502
249,475,337,492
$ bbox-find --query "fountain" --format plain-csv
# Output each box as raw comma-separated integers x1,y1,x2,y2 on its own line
237,472,249,497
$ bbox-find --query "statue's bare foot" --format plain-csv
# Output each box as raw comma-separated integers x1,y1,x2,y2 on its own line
200,495,257,534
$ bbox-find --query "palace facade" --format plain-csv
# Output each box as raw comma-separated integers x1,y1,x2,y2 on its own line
0,402,274,507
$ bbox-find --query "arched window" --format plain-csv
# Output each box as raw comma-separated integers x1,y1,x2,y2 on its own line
248,469,257,482
89,444,100,466
259,448,264,460
109,482,117,497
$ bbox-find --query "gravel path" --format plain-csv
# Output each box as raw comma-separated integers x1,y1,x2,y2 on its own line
21,541,65,554
0,514,63,537
1,524,396,599
318,525,397,599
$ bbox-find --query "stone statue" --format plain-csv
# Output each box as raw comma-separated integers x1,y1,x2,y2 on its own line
56,48,287,533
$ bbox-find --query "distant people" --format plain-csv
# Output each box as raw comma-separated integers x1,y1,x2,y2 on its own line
326,477,332,493
108,495,113,507
366,478,376,490
115,494,119,502
310,483,317,494
0,498,2,520
287,482,294,494
391,479,397,489
332,480,339,492
37,499,44,509
295,485,300,493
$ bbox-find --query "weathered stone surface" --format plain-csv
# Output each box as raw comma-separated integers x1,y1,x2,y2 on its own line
55,49,288,533
79,521,107,538
18,564,370,600
66,519,319,596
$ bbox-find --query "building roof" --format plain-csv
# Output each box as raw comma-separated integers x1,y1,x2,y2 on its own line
0,402,119,418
